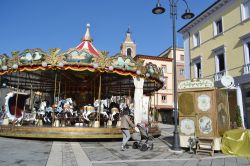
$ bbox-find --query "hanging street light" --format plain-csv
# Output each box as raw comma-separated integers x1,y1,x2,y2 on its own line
152,0,195,151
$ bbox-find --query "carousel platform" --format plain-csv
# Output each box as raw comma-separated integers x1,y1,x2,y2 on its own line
0,125,160,139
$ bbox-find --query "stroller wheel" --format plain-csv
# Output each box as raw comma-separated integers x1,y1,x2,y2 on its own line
132,142,139,149
140,143,148,151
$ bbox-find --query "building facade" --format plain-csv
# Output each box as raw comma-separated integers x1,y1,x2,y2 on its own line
178,0,250,128
159,47,185,84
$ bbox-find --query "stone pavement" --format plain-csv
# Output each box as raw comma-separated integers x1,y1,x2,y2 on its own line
0,124,249,166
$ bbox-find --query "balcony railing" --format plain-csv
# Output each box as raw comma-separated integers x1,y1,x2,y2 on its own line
214,70,226,81
244,63,250,74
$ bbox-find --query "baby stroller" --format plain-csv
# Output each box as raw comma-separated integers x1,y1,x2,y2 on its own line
132,123,154,151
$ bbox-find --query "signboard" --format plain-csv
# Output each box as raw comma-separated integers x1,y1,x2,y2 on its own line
178,79,214,90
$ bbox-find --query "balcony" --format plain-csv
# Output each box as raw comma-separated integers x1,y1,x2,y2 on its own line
214,70,226,81
244,63,250,74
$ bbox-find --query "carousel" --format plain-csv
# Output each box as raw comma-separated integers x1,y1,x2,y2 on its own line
0,24,163,139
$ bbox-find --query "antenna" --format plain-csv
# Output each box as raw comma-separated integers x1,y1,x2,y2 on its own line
221,75,234,88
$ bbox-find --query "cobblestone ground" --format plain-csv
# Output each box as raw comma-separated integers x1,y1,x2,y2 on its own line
0,124,249,166
79,138,250,166
0,137,52,166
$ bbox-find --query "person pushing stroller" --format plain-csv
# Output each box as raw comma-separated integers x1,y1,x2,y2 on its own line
120,109,135,151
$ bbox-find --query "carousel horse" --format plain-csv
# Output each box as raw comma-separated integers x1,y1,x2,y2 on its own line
93,99,109,118
53,98,76,126
82,105,96,126
55,99,66,113
94,99,110,125
63,98,74,113
63,98,77,126
38,100,53,125
109,102,120,126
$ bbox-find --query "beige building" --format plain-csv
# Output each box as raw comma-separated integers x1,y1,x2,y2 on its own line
178,0,250,128
159,47,185,84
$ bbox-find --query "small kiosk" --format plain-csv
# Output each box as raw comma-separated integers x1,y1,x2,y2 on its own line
178,79,230,152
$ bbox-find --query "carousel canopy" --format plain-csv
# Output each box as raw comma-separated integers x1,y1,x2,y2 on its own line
76,24,100,57
0,24,164,101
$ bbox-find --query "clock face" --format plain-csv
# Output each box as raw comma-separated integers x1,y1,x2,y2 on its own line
197,94,211,112
180,118,195,136
199,116,212,134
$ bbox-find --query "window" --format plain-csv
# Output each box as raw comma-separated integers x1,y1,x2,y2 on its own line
214,18,223,36
195,62,202,78
217,53,225,72
162,78,167,90
127,48,132,56
180,68,184,76
161,95,167,103
242,0,250,21
161,65,167,73
192,57,202,78
180,54,184,61
247,41,250,60
241,34,250,74
246,91,250,97
213,46,226,80
245,41,250,63
193,32,200,47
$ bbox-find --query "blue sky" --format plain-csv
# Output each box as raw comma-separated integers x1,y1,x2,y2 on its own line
0,0,216,57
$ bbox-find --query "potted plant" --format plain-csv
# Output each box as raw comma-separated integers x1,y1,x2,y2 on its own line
153,110,159,122
235,106,243,129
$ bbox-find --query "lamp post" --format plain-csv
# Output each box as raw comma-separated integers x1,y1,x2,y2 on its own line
152,0,194,151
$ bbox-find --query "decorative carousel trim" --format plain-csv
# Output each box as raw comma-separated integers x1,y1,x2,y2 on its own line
0,47,164,83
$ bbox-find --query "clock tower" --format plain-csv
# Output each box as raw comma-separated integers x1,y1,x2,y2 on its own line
120,28,136,58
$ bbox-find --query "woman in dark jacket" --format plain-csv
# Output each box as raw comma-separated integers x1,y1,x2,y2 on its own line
120,109,135,151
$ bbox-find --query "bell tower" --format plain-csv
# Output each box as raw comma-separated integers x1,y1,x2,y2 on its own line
120,27,136,58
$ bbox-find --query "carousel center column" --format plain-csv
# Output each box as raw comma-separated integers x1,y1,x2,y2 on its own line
133,77,144,125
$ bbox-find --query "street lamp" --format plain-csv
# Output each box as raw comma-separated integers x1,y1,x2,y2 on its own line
152,0,194,151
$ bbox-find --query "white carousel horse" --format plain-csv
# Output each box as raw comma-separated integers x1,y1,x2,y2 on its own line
38,100,53,123
63,98,75,117
57,98,78,126
93,99,109,119
82,105,95,122
55,99,65,113
54,98,74,117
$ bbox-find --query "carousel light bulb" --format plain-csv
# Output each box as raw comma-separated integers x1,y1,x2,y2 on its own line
108,66,114,71
12,64,18,69
93,63,99,69
1,65,7,70
42,61,47,67
136,70,141,75
146,73,150,78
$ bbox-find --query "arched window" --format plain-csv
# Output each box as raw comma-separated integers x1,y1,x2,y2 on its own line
127,48,132,56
